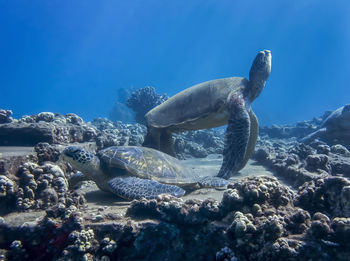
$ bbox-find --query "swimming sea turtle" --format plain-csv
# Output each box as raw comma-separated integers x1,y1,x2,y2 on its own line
62,145,229,200
143,50,272,179
301,105,350,146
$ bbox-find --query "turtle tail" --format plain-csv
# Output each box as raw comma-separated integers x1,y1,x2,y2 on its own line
143,127,175,157
197,176,229,188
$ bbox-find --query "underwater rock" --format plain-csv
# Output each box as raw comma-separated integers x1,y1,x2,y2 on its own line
0,110,13,124
0,113,97,146
1,173,350,260
331,144,350,156
92,118,146,149
126,195,218,225
126,86,168,125
215,247,237,261
305,154,331,174
34,142,61,164
296,176,350,217
36,112,55,122
0,175,15,194
0,157,86,214
185,142,208,158
328,154,350,178
332,217,350,246
254,137,350,188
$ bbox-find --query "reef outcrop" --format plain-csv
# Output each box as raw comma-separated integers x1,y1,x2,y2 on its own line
0,113,96,146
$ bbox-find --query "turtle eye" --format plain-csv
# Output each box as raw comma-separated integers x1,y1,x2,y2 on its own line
64,146,83,157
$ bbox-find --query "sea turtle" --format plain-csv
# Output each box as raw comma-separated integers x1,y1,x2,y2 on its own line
143,50,272,179
62,145,229,200
301,105,350,147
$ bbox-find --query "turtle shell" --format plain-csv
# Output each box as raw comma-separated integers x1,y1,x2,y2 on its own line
98,146,199,184
145,77,248,131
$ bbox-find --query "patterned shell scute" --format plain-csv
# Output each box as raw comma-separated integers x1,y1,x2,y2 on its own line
99,146,197,184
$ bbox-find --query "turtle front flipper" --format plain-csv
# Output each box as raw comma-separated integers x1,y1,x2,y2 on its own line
197,176,229,188
69,172,89,189
107,177,185,200
218,94,250,179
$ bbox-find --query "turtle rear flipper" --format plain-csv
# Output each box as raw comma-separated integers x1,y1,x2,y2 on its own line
218,94,250,179
160,130,175,156
143,127,161,150
197,176,229,188
107,177,185,200
240,109,259,169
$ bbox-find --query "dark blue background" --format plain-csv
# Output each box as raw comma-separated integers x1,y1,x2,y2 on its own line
1,0,349,125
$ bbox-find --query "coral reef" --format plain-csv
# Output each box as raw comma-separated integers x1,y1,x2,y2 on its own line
1,108,350,260
126,86,168,124
254,137,350,187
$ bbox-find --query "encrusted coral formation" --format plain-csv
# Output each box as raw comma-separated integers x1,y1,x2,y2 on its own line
0,110,13,124
0,153,85,215
126,86,168,124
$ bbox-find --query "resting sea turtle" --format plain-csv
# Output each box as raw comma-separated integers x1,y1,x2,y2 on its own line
301,105,350,146
62,145,229,200
143,50,272,179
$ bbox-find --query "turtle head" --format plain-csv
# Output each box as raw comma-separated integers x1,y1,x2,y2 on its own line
342,104,350,116
246,50,272,102
62,146,100,177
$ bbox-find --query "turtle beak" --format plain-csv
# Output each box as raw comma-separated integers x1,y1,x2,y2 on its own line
264,50,272,68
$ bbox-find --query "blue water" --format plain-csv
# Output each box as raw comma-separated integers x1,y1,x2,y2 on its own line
1,0,349,125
